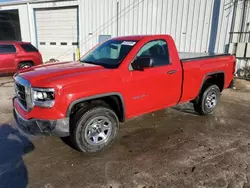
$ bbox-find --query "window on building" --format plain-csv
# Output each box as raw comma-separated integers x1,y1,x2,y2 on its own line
98,35,111,43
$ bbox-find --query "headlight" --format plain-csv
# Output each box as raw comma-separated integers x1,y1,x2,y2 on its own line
32,88,55,108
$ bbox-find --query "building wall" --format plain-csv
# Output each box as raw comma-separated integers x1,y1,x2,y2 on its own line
230,0,250,43
1,0,250,70
79,0,250,71
78,0,118,54
228,0,250,72
79,0,234,54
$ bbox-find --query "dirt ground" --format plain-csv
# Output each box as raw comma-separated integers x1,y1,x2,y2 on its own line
1,77,250,188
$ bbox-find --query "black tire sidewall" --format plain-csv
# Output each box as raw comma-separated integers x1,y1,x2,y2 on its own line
73,107,119,152
201,85,220,114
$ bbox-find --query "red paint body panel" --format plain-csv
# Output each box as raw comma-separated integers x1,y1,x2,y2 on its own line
181,55,235,102
13,35,235,121
0,41,43,73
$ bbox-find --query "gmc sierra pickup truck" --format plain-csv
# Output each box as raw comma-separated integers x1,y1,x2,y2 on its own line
13,35,235,153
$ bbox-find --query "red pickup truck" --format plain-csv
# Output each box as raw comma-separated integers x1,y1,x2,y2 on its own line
13,35,235,153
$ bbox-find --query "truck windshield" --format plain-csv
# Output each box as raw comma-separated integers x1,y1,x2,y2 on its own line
80,39,138,68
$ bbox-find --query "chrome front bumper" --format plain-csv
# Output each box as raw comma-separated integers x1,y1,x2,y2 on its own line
13,106,70,137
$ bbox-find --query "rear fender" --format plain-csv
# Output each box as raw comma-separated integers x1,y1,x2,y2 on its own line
193,71,225,103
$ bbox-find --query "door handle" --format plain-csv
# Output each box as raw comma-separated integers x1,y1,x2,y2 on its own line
167,70,177,75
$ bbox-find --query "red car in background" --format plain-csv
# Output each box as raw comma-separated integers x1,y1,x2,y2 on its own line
0,41,43,73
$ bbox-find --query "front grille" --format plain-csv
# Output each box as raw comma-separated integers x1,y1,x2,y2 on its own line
15,82,27,109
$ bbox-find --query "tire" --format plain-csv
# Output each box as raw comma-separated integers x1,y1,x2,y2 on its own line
70,104,119,153
18,62,33,70
193,85,220,115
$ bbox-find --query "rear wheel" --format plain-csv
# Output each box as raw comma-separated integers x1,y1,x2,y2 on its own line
18,62,33,70
193,85,220,115
70,104,119,152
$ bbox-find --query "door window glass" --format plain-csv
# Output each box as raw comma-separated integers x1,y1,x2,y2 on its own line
136,40,170,67
0,45,16,54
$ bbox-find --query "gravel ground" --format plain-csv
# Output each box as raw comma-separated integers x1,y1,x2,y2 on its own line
0,77,250,188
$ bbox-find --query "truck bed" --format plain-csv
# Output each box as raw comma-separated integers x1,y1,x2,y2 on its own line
179,52,235,103
179,52,231,62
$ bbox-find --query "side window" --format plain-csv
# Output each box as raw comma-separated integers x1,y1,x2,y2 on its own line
0,45,16,54
136,40,170,67
21,44,38,52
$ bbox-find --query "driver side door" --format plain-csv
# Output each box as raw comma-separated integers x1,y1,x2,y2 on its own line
124,39,181,118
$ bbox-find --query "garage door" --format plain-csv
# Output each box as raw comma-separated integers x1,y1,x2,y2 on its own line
35,7,78,62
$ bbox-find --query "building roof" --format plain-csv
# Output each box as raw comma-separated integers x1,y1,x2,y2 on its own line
0,0,76,6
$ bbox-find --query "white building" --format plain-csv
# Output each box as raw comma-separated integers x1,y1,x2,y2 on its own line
0,0,250,71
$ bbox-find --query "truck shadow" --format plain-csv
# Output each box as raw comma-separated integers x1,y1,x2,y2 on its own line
0,124,34,188
171,103,198,116
60,136,78,151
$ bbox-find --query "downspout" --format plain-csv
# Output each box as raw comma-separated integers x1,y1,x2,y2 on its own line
239,0,247,42
116,0,119,36
229,0,238,43
77,0,82,60
26,2,32,42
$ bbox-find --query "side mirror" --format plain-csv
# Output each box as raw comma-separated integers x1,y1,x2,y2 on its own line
131,57,152,71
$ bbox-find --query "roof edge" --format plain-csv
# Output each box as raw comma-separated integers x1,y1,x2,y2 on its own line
0,0,77,7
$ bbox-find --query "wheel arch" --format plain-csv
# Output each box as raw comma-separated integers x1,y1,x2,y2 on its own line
200,71,225,92
18,60,34,68
66,92,126,122
192,71,225,103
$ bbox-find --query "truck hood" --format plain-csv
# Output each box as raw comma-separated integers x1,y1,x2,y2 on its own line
18,61,105,84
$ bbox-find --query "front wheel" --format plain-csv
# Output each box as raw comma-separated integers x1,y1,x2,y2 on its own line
193,85,220,115
70,106,119,153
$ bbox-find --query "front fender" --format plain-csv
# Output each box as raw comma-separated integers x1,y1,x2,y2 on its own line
65,92,126,120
